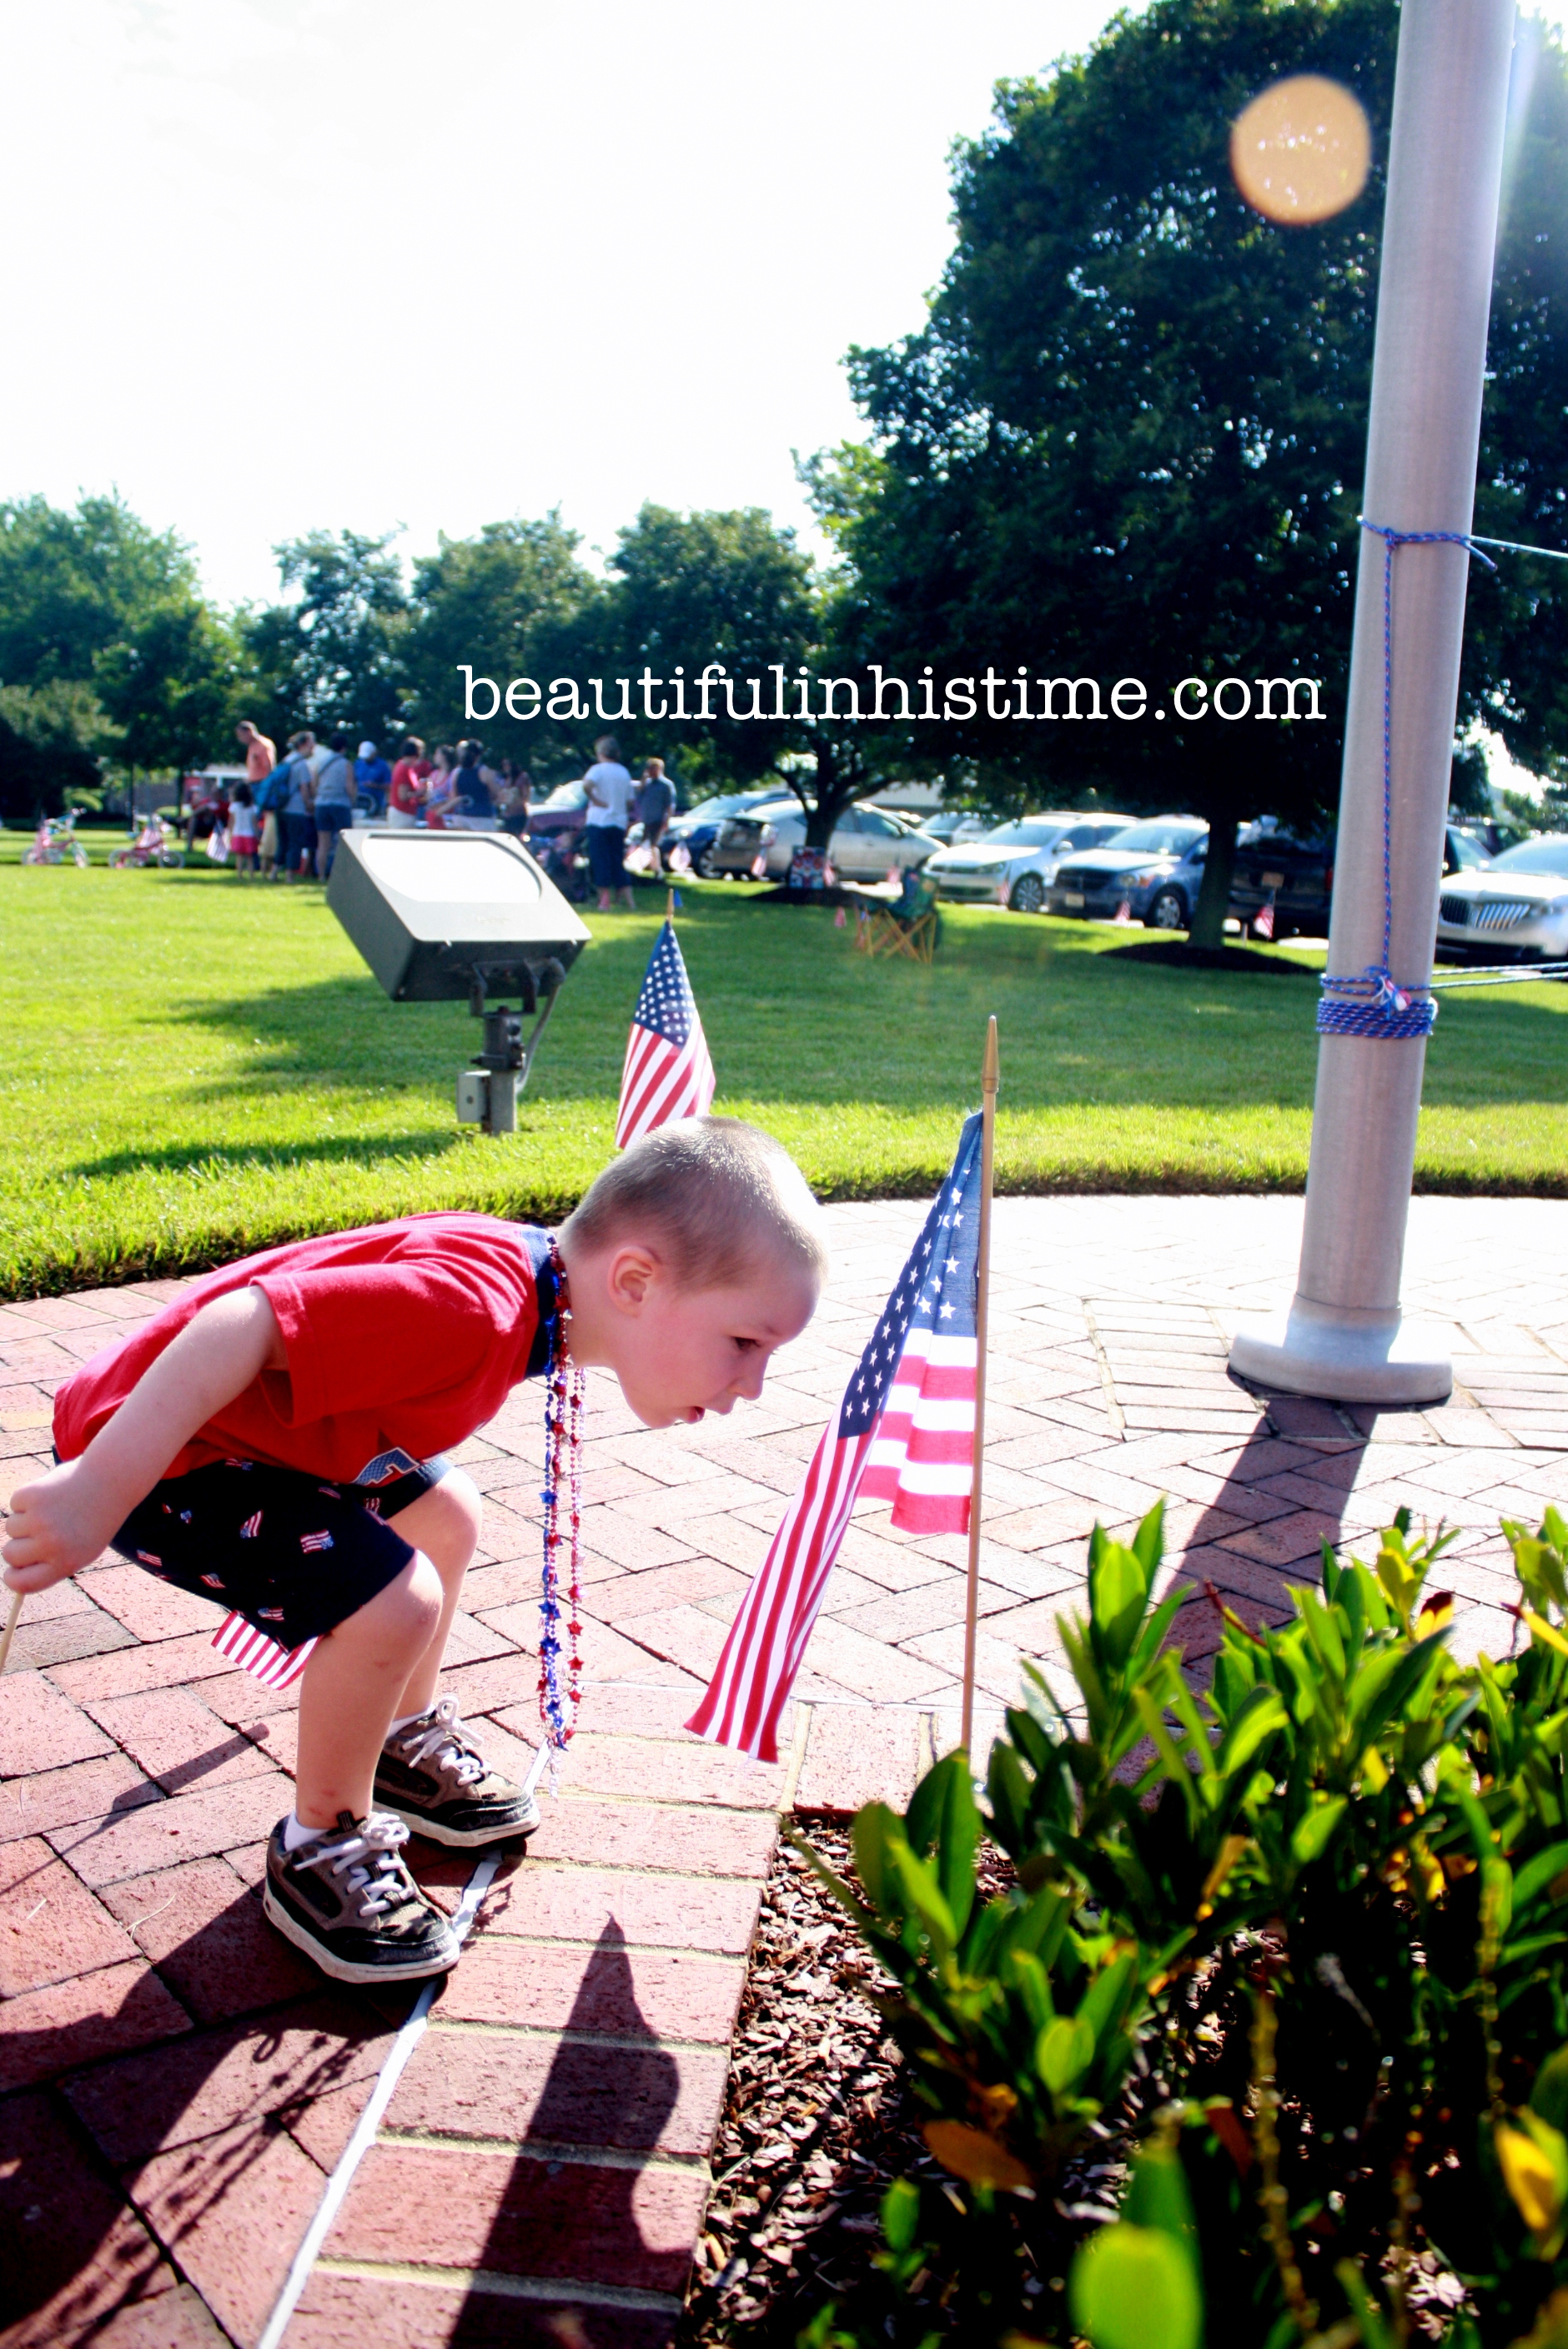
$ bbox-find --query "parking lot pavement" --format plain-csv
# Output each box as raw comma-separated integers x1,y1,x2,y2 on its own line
3,1194,1565,2345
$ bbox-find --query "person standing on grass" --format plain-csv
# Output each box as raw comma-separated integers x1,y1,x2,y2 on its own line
584,732,636,910
229,781,259,877
388,737,429,828
280,730,318,879
1,1119,827,1985
497,761,531,837
447,740,490,827
636,757,676,879
423,745,458,827
313,733,358,878
354,739,391,818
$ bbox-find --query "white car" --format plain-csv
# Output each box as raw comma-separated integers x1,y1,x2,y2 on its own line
1435,833,1568,963
710,797,942,881
924,812,1132,912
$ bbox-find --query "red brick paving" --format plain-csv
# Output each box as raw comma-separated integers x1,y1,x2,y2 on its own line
2,1195,1566,2344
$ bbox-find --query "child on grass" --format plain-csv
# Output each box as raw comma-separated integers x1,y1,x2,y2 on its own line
2,1120,826,1986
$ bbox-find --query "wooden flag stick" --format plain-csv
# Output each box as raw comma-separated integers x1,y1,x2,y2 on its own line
0,1587,24,1677
666,888,676,922
960,1016,999,1758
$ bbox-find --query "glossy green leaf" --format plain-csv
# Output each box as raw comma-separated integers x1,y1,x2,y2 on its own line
1289,1794,1349,1868
1038,2013,1094,2095
1070,2223,1201,2349
881,2175,921,2254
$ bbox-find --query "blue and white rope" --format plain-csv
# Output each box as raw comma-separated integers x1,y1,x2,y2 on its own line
1316,520,1497,1040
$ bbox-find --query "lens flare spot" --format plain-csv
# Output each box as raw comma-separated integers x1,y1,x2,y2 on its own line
1230,73,1371,224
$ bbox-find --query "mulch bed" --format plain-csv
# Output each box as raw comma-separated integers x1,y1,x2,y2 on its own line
678,1824,1033,2346
677,1825,924,2344
1103,939,1317,976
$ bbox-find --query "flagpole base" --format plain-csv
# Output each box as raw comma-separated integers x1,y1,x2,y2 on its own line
1228,1296,1452,1406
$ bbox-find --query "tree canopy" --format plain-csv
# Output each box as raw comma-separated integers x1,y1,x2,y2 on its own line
812,0,1568,936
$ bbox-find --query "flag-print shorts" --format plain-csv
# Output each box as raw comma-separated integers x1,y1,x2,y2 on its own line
108,1455,451,1652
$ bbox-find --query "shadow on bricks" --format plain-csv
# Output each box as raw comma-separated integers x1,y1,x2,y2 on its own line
452,1916,682,2336
1163,1418,1358,1667
3,1878,392,2345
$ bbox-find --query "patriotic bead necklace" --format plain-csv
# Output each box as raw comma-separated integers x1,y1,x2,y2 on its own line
538,1240,585,1766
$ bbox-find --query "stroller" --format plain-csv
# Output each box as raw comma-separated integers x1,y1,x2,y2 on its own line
527,826,591,903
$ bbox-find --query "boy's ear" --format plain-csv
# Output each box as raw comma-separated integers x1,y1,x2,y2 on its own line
604,1242,662,1315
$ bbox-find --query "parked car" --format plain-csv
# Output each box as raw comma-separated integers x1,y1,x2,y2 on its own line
1046,817,1209,927
709,797,942,882
920,811,993,848
1229,819,1485,937
926,812,1133,912
663,789,788,878
1435,832,1568,963
1228,823,1331,937
524,779,590,844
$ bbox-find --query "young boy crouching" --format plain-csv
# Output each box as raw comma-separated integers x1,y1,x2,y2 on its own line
2,1119,825,1985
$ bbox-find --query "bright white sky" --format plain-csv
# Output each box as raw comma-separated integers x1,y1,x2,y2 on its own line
0,0,1137,611
6,3,1565,621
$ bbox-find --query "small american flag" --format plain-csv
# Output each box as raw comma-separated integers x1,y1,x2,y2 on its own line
616,919,716,1148
211,1611,316,1688
1113,897,1133,924
299,1530,334,1553
687,1113,984,1761
1254,892,1276,941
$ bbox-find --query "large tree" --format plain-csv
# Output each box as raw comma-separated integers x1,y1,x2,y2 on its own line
596,503,818,792
0,493,254,804
94,601,252,778
817,0,1568,942
245,530,410,749
401,513,598,768
0,493,201,687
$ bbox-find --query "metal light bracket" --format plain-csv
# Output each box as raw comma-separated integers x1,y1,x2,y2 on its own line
455,959,565,1134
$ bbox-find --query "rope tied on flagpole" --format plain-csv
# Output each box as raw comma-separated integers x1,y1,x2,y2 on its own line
1317,520,1497,1041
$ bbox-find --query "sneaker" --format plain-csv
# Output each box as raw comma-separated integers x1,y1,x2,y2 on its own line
263,1810,460,1984
374,1696,541,1848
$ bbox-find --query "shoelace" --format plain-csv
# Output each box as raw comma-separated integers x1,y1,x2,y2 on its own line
398,1695,486,1788
306,1813,417,1920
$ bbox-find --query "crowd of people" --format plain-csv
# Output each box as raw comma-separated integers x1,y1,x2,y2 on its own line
209,724,676,907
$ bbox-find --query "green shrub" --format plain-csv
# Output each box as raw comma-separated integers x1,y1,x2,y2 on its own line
798,1502,1568,2348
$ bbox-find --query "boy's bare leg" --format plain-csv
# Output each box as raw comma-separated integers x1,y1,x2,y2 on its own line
294,1557,443,1829
384,1470,482,1718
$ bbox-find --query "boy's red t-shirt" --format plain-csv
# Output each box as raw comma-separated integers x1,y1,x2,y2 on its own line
53,1215,554,1485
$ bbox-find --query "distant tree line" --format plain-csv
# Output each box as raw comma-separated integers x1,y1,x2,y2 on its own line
5,0,1567,944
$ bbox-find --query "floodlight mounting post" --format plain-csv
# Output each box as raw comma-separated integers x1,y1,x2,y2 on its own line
1229,0,1515,1406
462,959,565,1135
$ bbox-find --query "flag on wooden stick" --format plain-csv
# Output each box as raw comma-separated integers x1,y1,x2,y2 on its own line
616,918,716,1148
686,1112,985,1761
1253,892,1276,941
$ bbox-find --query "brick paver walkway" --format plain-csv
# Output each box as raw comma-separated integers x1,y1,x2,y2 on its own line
3,1196,1566,2346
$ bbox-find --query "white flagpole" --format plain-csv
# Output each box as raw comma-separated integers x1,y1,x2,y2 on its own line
960,1017,999,1758
1229,0,1515,1405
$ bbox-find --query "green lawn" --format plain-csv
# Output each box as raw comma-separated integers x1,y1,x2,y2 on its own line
2,833,1565,1297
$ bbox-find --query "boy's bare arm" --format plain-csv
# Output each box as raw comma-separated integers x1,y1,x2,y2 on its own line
1,1289,287,1593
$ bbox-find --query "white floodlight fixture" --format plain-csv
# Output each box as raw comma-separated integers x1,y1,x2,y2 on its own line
326,828,591,1133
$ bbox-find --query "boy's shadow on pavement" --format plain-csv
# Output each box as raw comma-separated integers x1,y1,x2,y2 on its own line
2,1853,416,2344
448,1919,685,2349
5,1867,687,2349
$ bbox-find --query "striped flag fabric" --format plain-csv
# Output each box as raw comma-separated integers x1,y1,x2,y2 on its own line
211,1611,316,1688
1254,892,1277,941
616,919,716,1149
686,1112,984,1761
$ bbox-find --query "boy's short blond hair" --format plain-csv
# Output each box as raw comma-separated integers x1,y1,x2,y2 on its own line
560,1118,827,1291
